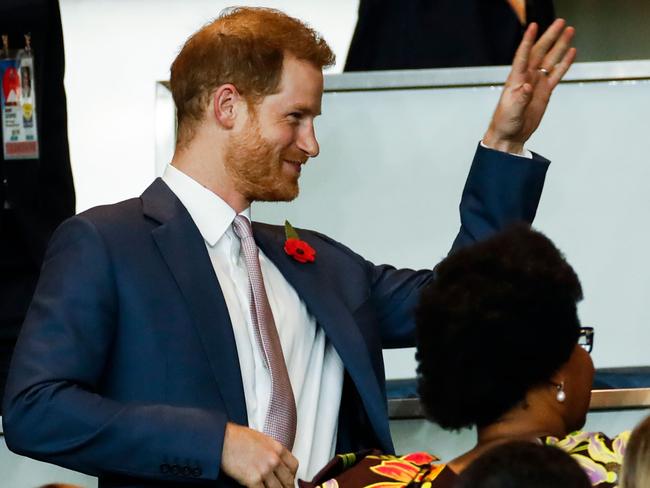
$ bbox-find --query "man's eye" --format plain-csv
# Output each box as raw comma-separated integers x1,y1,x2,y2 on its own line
288,112,302,119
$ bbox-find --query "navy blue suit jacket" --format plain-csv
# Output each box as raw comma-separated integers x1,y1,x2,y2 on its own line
2,145,549,487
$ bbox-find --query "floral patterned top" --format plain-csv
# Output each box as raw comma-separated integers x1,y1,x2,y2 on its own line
300,431,630,488
299,450,458,488
543,430,630,487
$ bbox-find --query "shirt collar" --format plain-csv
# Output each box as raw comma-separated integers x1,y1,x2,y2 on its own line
161,164,251,246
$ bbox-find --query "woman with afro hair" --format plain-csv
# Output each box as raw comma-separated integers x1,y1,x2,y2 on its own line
303,225,628,488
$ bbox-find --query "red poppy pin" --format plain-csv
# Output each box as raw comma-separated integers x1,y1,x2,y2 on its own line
284,220,316,263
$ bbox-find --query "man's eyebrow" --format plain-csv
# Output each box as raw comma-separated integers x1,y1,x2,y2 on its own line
291,104,321,116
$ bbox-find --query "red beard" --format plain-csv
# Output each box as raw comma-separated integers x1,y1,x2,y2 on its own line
224,118,303,203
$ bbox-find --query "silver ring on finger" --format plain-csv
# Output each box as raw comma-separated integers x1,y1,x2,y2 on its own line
537,67,551,76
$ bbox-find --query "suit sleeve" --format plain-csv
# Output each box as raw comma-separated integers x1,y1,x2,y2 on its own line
367,143,550,348
2,216,227,483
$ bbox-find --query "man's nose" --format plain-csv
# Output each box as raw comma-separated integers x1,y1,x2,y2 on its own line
298,123,319,158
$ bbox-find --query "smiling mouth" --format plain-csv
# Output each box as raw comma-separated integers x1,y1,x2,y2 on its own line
283,159,305,174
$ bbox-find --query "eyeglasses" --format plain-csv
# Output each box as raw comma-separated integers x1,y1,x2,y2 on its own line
578,327,594,354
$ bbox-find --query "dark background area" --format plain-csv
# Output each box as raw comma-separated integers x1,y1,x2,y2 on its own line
0,0,75,410
555,0,650,62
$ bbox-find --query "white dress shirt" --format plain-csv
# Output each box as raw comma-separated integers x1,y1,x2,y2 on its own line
162,165,344,481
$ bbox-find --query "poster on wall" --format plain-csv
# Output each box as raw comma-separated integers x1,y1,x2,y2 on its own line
1,35,39,160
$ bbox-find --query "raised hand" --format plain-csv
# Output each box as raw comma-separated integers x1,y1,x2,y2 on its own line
483,19,577,155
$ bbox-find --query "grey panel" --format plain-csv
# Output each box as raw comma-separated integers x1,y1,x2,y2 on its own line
156,61,650,377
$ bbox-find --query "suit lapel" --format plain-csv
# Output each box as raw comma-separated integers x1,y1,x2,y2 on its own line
140,180,389,445
253,223,391,446
143,179,247,425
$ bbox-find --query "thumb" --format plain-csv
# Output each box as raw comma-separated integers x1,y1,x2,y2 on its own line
512,82,533,107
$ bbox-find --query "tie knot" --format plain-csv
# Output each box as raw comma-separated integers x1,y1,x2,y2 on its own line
232,214,253,240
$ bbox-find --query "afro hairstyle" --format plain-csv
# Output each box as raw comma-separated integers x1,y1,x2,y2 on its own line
415,224,583,430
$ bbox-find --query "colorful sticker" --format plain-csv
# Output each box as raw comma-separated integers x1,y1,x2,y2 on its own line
1,46,39,160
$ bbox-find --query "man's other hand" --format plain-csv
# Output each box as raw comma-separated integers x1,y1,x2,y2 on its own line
221,423,299,488
483,19,577,155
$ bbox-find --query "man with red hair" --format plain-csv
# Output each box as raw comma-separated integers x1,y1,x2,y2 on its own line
4,7,576,488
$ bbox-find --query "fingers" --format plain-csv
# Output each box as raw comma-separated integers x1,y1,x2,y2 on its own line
529,18,567,70
511,22,538,75
262,444,295,488
273,459,296,488
547,47,577,87
273,448,298,488
251,450,294,488
281,449,299,476
540,25,575,72
513,82,534,105
221,423,298,488
263,472,284,488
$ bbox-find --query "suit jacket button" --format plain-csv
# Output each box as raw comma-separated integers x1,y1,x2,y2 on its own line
160,463,170,474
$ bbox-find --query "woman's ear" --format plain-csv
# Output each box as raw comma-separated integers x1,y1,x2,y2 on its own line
212,83,242,129
549,359,572,404
549,370,566,388
549,372,566,397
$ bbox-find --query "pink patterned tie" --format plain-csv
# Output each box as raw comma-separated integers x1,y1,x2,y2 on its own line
232,215,297,449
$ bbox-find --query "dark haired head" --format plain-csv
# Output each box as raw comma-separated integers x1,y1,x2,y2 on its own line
456,441,591,488
416,224,583,429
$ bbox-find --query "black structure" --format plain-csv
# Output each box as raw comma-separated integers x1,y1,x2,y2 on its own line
345,0,555,71
0,0,75,407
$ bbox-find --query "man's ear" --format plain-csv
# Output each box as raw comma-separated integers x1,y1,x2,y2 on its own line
212,83,242,129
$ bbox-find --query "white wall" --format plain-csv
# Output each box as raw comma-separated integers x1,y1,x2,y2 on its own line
0,436,96,488
249,72,650,374
59,0,359,212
